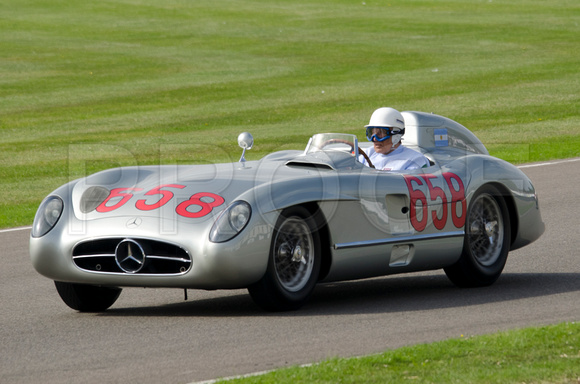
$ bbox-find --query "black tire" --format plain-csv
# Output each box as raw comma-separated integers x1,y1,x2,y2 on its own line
248,206,322,311
54,281,122,312
444,185,511,287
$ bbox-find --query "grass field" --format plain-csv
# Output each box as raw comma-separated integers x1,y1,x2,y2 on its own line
215,322,580,384
1,0,578,228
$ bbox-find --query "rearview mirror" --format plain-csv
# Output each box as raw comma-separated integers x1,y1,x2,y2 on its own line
237,132,253,162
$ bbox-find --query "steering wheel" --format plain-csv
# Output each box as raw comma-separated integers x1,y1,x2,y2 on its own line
358,148,374,169
319,139,375,169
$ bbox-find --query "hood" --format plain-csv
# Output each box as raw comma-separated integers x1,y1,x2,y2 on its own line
70,152,353,223
71,161,260,222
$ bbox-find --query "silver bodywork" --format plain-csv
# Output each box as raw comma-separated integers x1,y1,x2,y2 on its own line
30,112,544,294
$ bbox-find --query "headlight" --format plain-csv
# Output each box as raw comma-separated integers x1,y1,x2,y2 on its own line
209,201,251,243
32,196,64,238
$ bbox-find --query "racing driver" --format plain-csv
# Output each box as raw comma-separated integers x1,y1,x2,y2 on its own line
359,107,430,171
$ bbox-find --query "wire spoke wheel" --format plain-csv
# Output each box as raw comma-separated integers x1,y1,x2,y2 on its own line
444,185,510,288
273,217,315,292
467,193,504,267
248,206,322,311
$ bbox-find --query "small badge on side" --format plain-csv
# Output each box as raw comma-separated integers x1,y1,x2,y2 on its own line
434,128,449,147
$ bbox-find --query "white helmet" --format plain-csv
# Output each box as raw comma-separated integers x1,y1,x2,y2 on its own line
365,107,405,146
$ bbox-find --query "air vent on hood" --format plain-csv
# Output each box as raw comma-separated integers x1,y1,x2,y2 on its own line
285,161,334,170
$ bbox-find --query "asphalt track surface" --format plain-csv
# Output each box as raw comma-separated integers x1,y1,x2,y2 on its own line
1,159,579,384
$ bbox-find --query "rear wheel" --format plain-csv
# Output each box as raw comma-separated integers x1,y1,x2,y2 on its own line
444,185,511,287
55,281,122,312
248,206,322,311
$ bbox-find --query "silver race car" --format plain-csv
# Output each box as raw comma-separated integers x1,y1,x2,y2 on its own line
30,112,544,311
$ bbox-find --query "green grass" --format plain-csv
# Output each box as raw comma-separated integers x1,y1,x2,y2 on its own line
216,322,580,384
1,0,579,228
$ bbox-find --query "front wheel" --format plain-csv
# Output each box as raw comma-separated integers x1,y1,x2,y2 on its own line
55,281,122,312
444,185,511,287
248,206,322,311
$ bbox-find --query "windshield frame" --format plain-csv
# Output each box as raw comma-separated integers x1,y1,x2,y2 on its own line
304,133,359,157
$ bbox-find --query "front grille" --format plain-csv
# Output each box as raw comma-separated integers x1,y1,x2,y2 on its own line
73,238,191,275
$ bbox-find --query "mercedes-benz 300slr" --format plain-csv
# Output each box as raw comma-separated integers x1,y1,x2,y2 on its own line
30,112,544,311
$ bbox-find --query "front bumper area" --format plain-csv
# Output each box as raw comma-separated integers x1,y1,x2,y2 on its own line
30,211,274,290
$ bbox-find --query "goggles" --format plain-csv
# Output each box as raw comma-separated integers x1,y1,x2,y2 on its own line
366,126,396,142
